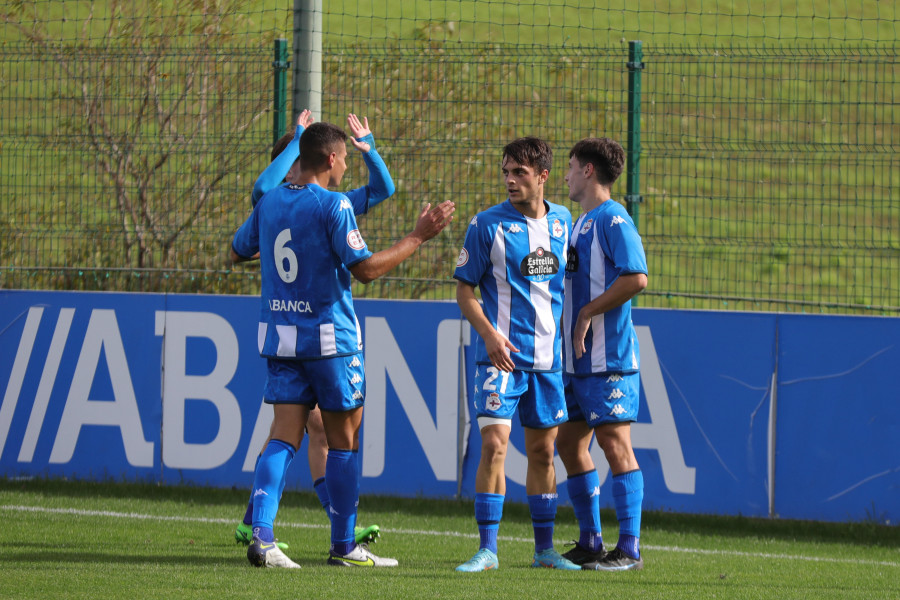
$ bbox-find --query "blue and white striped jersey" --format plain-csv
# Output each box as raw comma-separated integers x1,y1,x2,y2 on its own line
563,199,647,375
454,199,571,372
232,183,372,360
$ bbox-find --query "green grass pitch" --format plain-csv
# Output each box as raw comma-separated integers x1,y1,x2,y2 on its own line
1,478,897,599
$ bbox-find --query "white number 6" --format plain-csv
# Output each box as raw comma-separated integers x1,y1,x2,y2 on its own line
274,228,298,283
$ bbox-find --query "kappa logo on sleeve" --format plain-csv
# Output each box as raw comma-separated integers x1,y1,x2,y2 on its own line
347,229,365,250
610,215,626,227
456,248,469,267
340,198,353,210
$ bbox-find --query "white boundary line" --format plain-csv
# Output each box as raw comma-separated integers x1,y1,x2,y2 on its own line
3,504,899,568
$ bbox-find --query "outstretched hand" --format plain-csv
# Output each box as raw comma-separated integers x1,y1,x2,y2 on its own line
347,113,372,153
297,109,314,128
412,201,455,243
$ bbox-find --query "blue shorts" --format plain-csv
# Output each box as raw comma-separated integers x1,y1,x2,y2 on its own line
564,371,640,427
264,354,365,413
473,365,567,430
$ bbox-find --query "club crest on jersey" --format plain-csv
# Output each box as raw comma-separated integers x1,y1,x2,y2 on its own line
347,229,365,250
580,218,594,235
456,247,469,267
520,246,560,281
485,393,502,411
552,219,564,238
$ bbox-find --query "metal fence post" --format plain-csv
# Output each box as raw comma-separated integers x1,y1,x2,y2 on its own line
626,40,644,306
625,40,644,228
273,39,289,147
293,0,323,121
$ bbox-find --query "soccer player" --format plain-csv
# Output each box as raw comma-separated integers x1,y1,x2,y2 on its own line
453,137,579,572
231,121,455,568
233,110,389,550
557,137,648,571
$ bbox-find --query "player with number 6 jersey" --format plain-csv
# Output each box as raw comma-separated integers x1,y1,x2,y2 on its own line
232,181,370,360
230,121,454,570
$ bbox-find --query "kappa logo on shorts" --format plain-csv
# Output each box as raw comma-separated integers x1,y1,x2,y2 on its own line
608,388,625,400
349,373,362,384
486,393,501,411
606,374,624,383
589,411,600,421
352,390,364,401
610,404,627,416
555,410,565,420
347,229,365,250
349,356,361,367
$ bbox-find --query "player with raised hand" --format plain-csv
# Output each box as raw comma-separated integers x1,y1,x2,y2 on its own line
453,137,578,572
232,110,390,553
557,137,648,572
231,121,454,569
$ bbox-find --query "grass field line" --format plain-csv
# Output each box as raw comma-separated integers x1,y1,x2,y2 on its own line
4,503,899,568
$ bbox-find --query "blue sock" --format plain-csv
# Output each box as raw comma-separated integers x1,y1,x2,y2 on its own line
528,493,558,553
566,470,603,551
251,439,295,535
242,454,262,525
313,476,331,518
326,449,359,555
613,470,644,559
475,493,504,554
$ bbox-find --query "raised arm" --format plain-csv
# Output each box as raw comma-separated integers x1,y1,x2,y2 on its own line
344,113,396,214
250,110,314,207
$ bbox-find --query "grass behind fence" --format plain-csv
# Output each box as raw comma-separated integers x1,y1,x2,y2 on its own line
1,2,898,313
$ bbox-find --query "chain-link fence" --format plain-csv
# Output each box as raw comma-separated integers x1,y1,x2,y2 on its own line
2,2,897,313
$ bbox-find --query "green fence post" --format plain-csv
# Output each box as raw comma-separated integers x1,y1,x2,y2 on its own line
273,38,289,148
625,40,644,227
626,40,644,306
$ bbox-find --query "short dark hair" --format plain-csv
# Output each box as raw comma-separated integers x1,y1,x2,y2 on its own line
502,137,552,174
569,137,625,187
299,122,348,171
271,132,294,162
